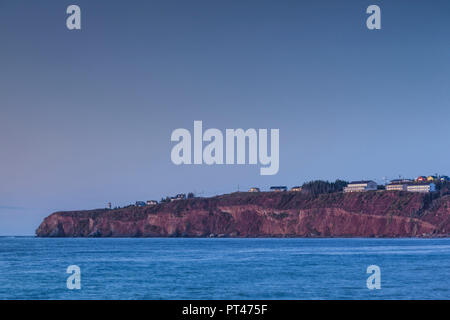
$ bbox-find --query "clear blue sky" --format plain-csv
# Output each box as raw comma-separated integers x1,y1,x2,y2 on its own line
1,0,449,235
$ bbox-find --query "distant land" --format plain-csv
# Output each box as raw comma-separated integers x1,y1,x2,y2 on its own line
36,190,450,238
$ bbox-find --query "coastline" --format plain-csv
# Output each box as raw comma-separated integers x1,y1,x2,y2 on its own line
36,191,450,238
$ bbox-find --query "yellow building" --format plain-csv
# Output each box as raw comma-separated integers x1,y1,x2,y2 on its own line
290,186,302,192
248,187,260,192
427,176,438,182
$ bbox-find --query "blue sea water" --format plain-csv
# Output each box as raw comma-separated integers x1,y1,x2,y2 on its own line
0,237,449,300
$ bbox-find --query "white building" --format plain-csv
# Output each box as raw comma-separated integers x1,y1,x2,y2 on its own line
406,183,436,193
386,183,408,191
343,181,377,193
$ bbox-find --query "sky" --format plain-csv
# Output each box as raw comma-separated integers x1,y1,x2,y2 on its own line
1,0,449,235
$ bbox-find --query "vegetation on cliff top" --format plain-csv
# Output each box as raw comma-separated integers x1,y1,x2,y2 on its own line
300,180,349,196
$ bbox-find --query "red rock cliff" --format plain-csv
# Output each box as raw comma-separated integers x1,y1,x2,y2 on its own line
35,191,450,237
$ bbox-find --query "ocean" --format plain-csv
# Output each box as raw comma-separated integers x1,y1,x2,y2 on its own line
0,237,449,300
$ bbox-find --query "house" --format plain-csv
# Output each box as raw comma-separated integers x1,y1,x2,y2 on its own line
170,194,186,202
248,187,260,192
290,186,302,192
440,176,450,183
135,201,146,207
427,175,438,182
407,183,436,193
343,181,377,193
146,200,158,205
416,176,427,183
270,186,287,192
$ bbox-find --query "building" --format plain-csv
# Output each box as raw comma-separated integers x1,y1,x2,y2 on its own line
290,186,302,192
146,200,158,205
440,176,450,183
386,182,409,191
343,181,377,193
427,175,438,182
270,186,287,192
248,187,260,192
135,201,146,207
416,176,427,183
407,183,436,193
170,194,186,202
386,179,413,191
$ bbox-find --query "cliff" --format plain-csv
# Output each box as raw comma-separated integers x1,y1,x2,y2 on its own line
36,191,450,237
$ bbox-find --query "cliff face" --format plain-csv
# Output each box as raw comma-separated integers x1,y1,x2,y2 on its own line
36,191,450,238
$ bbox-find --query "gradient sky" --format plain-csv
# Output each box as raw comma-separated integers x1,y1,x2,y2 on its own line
1,0,449,235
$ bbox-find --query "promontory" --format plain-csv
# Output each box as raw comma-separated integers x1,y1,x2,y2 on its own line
36,191,450,238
